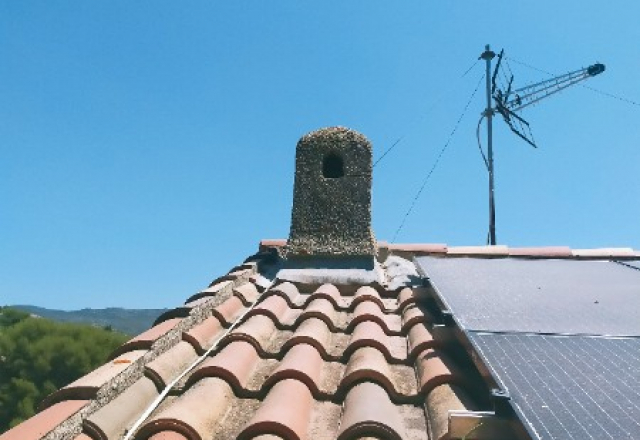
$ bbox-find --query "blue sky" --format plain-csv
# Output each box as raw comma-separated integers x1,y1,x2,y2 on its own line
2,2,639,309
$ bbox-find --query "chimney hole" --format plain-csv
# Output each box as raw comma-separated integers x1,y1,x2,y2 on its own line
323,153,344,178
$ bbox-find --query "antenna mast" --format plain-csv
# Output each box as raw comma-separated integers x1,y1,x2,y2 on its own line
480,45,497,245
477,44,605,245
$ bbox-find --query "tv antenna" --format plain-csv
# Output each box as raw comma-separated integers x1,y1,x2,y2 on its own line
479,44,605,245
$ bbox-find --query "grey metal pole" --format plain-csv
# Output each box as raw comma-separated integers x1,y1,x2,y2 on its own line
481,44,496,245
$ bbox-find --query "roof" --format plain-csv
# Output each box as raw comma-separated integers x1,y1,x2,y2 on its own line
3,127,639,440
3,242,639,440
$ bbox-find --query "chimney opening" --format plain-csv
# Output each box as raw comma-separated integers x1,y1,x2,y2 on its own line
322,153,344,178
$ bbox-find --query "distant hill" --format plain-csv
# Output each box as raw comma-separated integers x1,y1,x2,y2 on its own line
9,305,169,336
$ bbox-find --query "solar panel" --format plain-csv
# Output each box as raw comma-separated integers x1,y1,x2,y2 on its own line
415,257,640,336
414,256,640,439
469,333,640,440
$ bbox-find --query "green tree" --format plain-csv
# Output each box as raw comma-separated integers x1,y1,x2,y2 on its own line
0,309,127,431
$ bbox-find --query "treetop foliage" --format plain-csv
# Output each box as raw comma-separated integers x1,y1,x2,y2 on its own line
0,307,128,432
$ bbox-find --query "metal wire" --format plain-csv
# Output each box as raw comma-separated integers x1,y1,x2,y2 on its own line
121,279,273,440
373,59,481,168
391,72,485,243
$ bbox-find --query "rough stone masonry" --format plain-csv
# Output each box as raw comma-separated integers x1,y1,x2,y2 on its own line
287,126,377,257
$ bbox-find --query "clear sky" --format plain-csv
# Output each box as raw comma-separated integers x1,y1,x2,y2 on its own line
2,2,639,309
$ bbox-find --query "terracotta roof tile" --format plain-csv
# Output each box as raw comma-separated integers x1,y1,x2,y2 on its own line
341,347,405,401
110,318,182,359
146,432,189,440
249,295,292,325
40,349,147,409
136,378,233,440
396,287,417,311
415,348,465,394
233,283,261,305
424,383,477,440
259,239,287,252
351,286,384,310
10,264,488,440
188,341,259,393
345,321,406,363
264,343,324,397
237,379,314,440
144,342,198,389
401,304,434,333
0,400,88,440
284,317,332,359
447,244,510,256
336,382,406,440
181,315,224,354
226,315,279,355
84,377,158,440
268,282,301,305
309,284,341,308
211,295,246,327
407,323,437,360
296,298,338,331
350,300,401,335
388,243,448,254
508,245,573,257
184,280,233,304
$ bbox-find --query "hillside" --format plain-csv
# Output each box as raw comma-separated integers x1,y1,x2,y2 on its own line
9,305,168,336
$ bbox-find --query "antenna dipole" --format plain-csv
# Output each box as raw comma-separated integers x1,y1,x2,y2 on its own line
477,44,604,246
480,45,497,245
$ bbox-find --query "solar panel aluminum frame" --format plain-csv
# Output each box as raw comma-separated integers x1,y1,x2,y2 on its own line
415,258,539,440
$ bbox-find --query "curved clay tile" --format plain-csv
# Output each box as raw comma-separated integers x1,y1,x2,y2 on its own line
336,382,406,440
508,246,572,258
247,295,291,326
109,318,183,360
153,308,190,326
268,282,300,306
145,341,199,389
84,377,159,440
147,431,190,440
396,287,416,312
345,321,397,363
135,377,234,440
211,296,246,327
407,324,437,360
264,343,324,397
182,296,214,310
237,379,313,440
415,348,465,395
0,400,89,440
351,286,384,311
425,383,477,440
223,315,279,355
308,283,341,309
39,349,147,410
187,341,260,392
340,347,396,399
184,280,233,304
283,317,332,359
182,315,224,354
401,304,434,333
348,301,400,335
233,282,261,305
295,298,338,331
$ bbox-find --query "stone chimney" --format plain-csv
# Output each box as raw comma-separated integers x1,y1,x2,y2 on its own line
287,127,377,258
